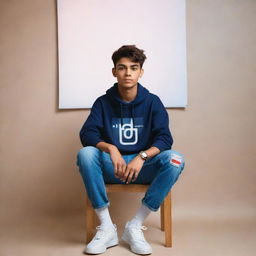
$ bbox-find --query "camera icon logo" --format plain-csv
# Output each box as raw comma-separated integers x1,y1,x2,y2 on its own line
119,119,138,145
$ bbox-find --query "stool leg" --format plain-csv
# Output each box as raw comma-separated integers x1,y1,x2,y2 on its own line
163,191,172,247
86,194,96,244
160,203,165,231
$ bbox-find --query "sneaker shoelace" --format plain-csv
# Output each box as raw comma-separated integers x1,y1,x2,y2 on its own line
129,225,148,243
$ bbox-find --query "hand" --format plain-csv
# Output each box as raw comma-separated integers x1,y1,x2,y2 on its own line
121,155,145,184
109,146,126,180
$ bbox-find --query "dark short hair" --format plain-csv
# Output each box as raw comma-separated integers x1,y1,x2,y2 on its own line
112,45,147,68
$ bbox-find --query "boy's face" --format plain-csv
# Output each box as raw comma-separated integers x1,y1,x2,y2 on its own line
112,57,144,89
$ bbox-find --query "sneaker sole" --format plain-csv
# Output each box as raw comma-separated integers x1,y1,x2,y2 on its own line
85,238,119,254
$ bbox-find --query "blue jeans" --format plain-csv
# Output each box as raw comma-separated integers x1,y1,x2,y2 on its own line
76,146,185,211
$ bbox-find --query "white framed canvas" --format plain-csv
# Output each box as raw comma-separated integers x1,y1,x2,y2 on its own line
57,0,187,108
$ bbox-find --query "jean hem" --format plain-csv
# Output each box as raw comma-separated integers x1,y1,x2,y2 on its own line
93,202,110,210
142,200,158,212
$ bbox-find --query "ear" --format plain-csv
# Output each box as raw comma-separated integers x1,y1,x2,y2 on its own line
112,68,116,77
140,68,144,78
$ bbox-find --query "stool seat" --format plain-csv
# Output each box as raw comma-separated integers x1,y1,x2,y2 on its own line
85,184,172,247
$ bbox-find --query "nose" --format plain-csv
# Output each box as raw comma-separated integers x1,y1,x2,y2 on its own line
125,68,131,76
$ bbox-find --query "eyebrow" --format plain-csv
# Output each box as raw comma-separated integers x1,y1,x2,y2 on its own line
117,64,139,68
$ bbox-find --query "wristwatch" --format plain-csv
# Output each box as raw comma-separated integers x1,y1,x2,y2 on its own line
139,151,148,161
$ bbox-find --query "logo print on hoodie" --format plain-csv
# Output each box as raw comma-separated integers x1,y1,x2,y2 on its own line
112,118,143,146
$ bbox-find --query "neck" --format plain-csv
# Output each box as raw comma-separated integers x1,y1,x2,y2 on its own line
118,84,138,102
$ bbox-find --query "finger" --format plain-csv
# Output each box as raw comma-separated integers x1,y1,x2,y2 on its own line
117,163,123,179
120,163,126,180
126,170,134,184
132,171,139,182
117,163,123,178
115,162,121,180
122,167,130,182
114,163,118,177
122,162,127,176
116,163,121,178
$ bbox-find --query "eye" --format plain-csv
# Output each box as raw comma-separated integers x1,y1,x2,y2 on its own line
132,67,138,71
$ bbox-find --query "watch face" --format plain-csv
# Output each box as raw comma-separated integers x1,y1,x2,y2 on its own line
140,151,147,160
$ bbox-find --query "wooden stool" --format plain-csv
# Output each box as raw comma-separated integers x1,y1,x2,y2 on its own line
85,184,172,247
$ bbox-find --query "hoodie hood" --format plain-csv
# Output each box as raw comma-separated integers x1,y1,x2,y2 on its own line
106,82,149,105
106,82,149,125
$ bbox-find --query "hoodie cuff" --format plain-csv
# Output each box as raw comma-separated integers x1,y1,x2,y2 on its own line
152,141,170,152
92,138,104,147
82,136,103,148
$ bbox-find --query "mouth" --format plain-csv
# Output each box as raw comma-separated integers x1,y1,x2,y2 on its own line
124,79,133,82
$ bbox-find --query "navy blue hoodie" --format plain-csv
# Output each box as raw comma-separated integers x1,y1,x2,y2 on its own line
80,83,173,154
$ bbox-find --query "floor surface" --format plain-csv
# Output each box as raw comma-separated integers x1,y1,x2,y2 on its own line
0,212,255,256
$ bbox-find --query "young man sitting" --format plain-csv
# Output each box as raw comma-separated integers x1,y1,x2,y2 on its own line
77,45,185,255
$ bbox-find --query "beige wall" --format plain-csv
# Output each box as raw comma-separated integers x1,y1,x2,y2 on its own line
0,0,255,226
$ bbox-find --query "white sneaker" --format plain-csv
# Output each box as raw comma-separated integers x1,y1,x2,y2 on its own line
122,221,152,255
84,225,118,254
